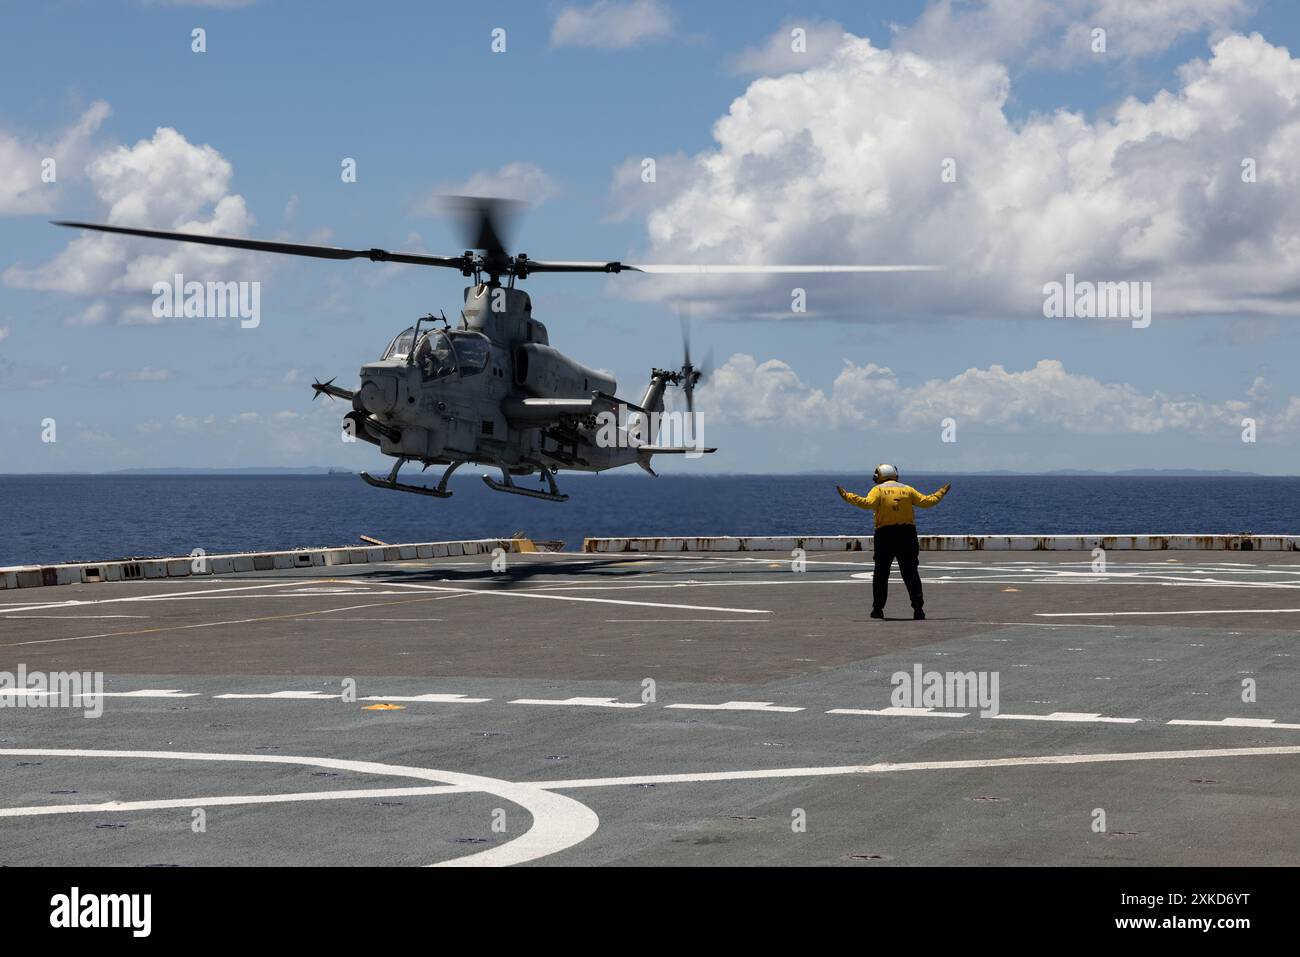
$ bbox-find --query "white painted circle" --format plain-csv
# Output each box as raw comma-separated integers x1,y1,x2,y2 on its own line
0,748,599,867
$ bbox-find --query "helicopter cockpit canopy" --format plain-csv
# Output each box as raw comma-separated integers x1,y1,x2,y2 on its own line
382,327,416,361
381,326,490,380
448,331,490,375
406,329,491,381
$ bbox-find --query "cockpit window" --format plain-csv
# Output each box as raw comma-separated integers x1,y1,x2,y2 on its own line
383,327,415,361
450,332,490,376
414,330,457,381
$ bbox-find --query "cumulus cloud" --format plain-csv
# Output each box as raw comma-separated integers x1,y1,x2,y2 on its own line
0,101,110,215
605,151,691,222
550,0,674,50
699,354,1285,437
414,162,558,214
622,31,1300,321
895,0,1252,66
4,126,261,325
729,21,847,75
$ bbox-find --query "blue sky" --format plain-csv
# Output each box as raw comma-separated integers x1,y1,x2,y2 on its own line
2,0,1298,475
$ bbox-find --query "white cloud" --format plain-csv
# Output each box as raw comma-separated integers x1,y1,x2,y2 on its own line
4,126,261,324
418,162,559,211
895,0,1252,66
623,31,1300,321
550,0,674,50
729,21,847,75
65,302,109,327
0,101,110,215
605,151,690,222
700,354,1286,436
0,325,8,344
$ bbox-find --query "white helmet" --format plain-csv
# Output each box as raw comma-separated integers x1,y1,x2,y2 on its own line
873,463,898,484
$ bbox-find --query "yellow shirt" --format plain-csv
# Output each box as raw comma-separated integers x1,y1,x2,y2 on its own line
839,481,948,528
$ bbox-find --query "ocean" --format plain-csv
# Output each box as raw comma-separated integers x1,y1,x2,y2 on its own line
1,472,1296,567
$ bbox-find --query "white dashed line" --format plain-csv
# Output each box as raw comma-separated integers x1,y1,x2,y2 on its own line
827,706,969,718
992,711,1141,724
1168,717,1300,730
665,701,804,713
508,696,644,709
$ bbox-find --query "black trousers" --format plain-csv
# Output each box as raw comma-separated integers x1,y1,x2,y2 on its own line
872,523,924,612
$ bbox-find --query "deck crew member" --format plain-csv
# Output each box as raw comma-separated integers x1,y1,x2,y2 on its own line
836,464,951,620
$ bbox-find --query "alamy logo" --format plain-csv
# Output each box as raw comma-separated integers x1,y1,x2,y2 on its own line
891,664,1000,717
50,887,151,937
0,665,104,718
593,405,706,458
152,272,261,328
1042,273,1152,328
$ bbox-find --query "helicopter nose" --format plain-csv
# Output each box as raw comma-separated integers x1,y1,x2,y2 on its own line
357,375,398,415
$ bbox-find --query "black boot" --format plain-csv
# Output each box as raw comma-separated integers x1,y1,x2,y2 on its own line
870,608,884,620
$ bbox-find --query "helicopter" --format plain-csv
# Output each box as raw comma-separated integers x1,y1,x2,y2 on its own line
53,199,937,502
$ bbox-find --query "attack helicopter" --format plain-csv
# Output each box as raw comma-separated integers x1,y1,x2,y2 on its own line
54,200,936,502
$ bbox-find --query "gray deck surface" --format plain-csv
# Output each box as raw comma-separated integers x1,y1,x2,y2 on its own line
1,550,1297,866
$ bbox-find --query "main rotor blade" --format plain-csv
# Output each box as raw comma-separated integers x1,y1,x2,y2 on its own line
442,196,521,258
628,263,943,274
518,259,636,273
51,221,472,270
517,261,943,275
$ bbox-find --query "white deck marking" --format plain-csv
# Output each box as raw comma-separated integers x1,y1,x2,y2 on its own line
3,615,149,620
360,693,490,704
665,701,804,713
1037,607,1300,617
214,691,338,700
0,580,314,616
0,785,465,814
5,744,1299,864
509,696,644,709
1169,717,1300,730
1,688,200,699
534,745,1300,790
7,680,1296,729
827,706,969,718
0,594,469,648
363,579,771,614
0,748,598,868
603,618,761,623
992,711,1141,724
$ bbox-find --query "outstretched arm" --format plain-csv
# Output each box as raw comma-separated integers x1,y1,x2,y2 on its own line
837,485,877,511
912,482,952,508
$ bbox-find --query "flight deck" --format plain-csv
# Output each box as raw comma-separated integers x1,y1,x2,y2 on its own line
1,548,1297,866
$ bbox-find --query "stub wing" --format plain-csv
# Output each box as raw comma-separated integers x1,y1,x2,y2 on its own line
501,392,643,426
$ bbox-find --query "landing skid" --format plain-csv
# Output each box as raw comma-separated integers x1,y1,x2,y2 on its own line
481,461,569,502
360,459,461,498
